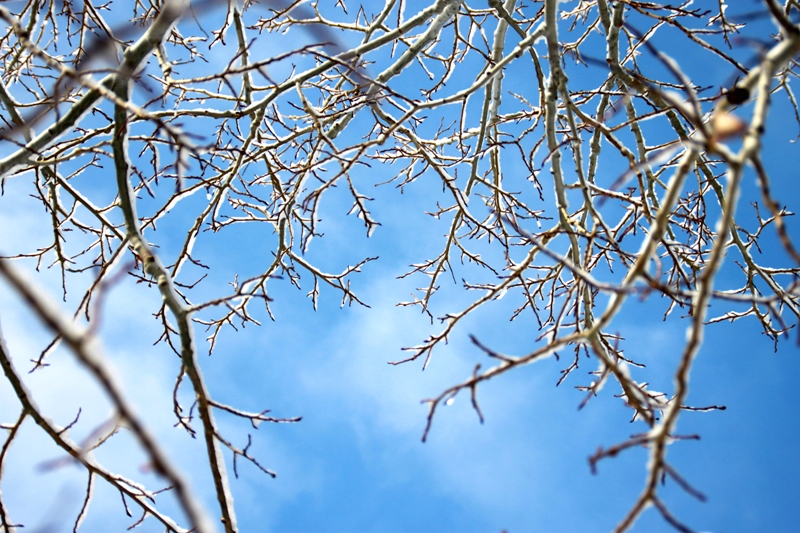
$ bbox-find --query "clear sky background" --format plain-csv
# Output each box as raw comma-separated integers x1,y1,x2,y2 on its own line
1,1,799,532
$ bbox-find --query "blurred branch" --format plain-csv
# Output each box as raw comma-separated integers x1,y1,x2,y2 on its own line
0,259,206,533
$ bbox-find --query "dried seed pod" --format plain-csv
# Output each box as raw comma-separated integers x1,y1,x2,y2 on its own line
712,111,747,141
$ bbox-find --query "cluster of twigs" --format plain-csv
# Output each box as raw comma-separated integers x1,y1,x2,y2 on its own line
0,0,798,532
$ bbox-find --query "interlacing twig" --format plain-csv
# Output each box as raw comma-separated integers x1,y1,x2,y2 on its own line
0,1,798,531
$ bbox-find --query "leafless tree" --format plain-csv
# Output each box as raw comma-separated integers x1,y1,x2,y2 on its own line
1,0,798,532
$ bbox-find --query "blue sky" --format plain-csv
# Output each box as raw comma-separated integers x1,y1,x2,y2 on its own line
1,1,800,532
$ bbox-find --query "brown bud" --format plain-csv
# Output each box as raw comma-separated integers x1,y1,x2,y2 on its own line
725,87,750,105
